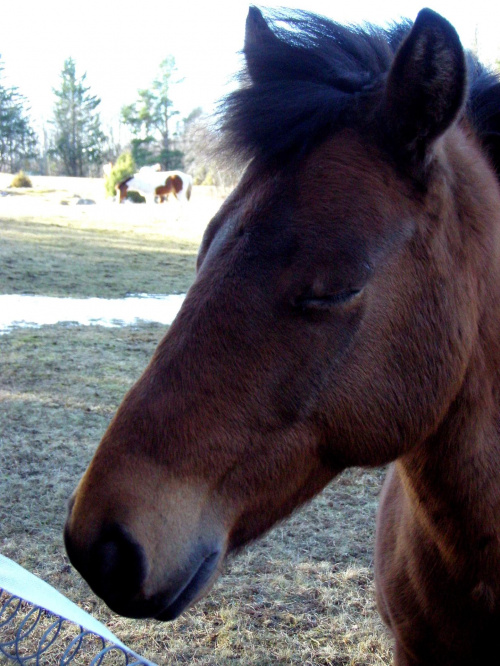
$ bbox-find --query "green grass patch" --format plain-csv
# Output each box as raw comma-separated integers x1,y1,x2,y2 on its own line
0,182,224,297
0,215,198,298
0,216,198,298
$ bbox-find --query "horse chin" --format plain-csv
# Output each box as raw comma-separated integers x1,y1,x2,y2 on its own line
153,549,223,621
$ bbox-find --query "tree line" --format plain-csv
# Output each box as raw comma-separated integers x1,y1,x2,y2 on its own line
0,54,234,187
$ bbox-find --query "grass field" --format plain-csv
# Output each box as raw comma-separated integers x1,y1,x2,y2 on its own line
0,176,393,664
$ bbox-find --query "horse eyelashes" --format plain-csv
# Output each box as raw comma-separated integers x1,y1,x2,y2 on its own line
294,288,362,311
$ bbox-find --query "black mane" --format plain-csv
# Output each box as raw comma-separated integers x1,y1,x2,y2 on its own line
468,58,500,176
222,8,500,175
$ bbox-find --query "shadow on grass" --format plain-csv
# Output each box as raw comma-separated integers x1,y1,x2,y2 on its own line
0,218,199,298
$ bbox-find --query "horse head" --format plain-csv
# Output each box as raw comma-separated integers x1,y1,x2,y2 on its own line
65,9,500,661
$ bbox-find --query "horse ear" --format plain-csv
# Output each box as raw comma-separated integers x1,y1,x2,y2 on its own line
384,8,466,161
244,6,280,83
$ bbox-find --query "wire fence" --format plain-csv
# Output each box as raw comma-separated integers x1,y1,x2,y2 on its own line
0,556,156,666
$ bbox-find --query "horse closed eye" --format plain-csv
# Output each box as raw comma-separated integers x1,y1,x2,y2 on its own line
294,288,362,311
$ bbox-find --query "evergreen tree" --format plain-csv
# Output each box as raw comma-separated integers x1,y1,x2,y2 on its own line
0,56,38,173
51,58,106,176
121,57,183,169
104,151,135,198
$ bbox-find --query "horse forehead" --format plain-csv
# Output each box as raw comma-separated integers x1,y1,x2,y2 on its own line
252,132,398,210
304,133,395,193
295,133,409,233
211,175,288,240
209,132,403,257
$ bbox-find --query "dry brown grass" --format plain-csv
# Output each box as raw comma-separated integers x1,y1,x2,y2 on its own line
0,178,393,665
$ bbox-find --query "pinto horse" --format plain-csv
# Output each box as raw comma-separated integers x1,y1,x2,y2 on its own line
116,168,192,204
65,7,500,665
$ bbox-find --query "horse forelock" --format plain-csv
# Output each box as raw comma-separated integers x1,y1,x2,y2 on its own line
220,11,407,163
221,9,500,171
468,56,500,178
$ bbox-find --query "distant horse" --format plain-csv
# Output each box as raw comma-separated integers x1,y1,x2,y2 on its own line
65,8,500,665
116,168,192,204
154,174,187,203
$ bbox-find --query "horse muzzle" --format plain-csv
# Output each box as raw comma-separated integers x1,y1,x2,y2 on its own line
63,462,229,621
64,514,224,620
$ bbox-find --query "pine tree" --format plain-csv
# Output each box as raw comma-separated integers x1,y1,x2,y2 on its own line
51,58,106,176
104,151,135,198
121,57,183,170
0,56,38,173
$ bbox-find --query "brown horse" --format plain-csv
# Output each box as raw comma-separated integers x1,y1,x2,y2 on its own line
155,174,190,203
116,169,192,203
65,7,500,665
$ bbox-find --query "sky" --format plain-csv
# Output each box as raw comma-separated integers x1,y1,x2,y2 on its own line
1,0,499,138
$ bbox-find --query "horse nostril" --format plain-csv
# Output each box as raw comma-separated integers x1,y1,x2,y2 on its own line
66,523,147,611
90,525,146,604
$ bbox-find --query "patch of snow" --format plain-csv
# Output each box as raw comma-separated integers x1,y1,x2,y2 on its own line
0,293,185,334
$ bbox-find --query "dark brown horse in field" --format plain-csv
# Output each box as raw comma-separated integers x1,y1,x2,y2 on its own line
65,7,500,664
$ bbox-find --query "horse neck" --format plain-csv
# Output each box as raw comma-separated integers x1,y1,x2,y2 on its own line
402,336,500,477
400,203,500,562
396,129,500,558
396,373,500,583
